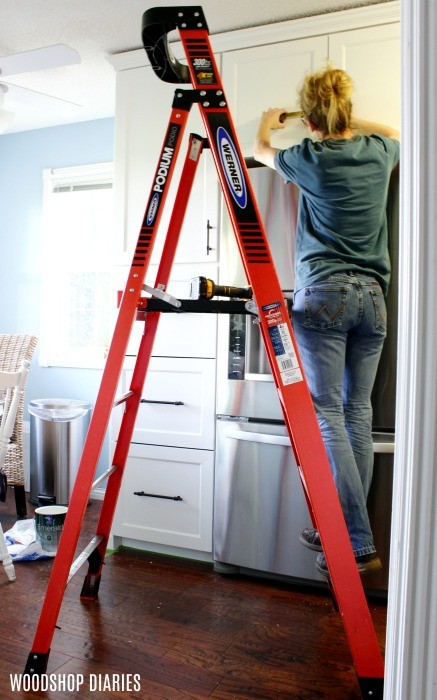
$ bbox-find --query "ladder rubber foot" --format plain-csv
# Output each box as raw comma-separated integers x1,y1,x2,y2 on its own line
358,676,384,699
80,573,102,601
24,651,49,676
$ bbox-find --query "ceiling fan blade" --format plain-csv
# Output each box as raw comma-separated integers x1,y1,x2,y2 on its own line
0,44,80,77
1,82,81,112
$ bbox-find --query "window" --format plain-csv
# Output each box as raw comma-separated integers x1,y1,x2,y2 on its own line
40,163,114,368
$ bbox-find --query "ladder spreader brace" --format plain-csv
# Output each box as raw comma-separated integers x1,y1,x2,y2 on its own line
24,7,384,697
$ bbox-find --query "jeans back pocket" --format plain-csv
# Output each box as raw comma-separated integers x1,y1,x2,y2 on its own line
370,288,387,334
299,285,348,329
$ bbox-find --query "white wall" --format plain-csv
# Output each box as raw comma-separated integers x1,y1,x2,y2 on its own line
0,119,114,479
385,1,437,698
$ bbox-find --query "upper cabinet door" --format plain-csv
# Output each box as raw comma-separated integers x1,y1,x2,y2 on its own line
221,37,328,156
329,24,400,127
114,65,218,265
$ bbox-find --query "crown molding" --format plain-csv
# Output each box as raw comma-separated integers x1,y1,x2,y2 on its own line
108,1,400,72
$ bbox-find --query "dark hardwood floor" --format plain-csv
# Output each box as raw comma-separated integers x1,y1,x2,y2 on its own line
0,491,387,699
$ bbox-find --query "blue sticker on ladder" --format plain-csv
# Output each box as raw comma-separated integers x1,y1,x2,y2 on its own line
146,192,160,226
216,126,247,209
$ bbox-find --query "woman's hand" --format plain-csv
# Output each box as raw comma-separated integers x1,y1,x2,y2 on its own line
259,107,287,131
351,117,400,140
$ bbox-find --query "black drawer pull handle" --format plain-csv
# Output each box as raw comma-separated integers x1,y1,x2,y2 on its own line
140,399,184,406
134,491,183,501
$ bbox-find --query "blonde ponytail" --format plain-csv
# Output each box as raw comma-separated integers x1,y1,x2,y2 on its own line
298,66,354,136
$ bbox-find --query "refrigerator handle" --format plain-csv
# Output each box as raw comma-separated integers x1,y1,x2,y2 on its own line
224,427,395,453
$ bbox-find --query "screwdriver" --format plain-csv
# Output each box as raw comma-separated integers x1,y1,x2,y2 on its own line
279,111,304,123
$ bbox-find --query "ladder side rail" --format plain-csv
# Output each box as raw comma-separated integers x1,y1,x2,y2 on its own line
81,134,206,599
178,24,384,690
25,105,192,676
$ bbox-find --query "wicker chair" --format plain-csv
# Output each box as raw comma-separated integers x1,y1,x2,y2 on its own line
0,335,38,517
0,360,32,581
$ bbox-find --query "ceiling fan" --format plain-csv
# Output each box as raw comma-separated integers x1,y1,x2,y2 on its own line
0,44,81,131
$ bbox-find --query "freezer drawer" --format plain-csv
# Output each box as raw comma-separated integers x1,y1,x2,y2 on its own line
213,419,394,590
213,420,324,582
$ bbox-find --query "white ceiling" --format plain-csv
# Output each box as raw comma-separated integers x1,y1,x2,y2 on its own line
0,0,389,134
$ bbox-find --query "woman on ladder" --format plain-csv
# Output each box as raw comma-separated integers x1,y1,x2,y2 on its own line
253,65,400,577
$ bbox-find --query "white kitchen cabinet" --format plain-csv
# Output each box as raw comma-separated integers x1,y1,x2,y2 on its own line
222,37,328,156
329,23,400,128
111,356,216,450
110,60,219,554
114,64,218,266
112,443,213,552
221,24,400,156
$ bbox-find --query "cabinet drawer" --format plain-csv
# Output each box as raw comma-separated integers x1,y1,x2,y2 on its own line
112,443,213,552
114,263,218,358
111,356,216,449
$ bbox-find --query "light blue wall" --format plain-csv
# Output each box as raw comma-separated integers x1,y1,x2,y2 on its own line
0,117,115,477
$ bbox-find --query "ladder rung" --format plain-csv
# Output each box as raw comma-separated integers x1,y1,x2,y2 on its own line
92,464,118,490
68,535,104,584
113,390,134,408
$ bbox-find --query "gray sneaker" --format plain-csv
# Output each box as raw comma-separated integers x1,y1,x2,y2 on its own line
315,551,382,578
299,528,322,551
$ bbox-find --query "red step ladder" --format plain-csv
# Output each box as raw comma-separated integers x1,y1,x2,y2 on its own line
24,7,384,697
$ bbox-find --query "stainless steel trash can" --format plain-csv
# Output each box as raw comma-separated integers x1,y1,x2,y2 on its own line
29,399,91,506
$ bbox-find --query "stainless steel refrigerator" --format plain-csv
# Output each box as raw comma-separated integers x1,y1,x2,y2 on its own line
213,161,398,592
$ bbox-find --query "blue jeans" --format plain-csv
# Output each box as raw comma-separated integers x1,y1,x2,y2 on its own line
292,272,387,556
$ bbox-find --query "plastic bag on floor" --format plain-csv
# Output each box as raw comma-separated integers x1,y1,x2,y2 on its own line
4,519,54,560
